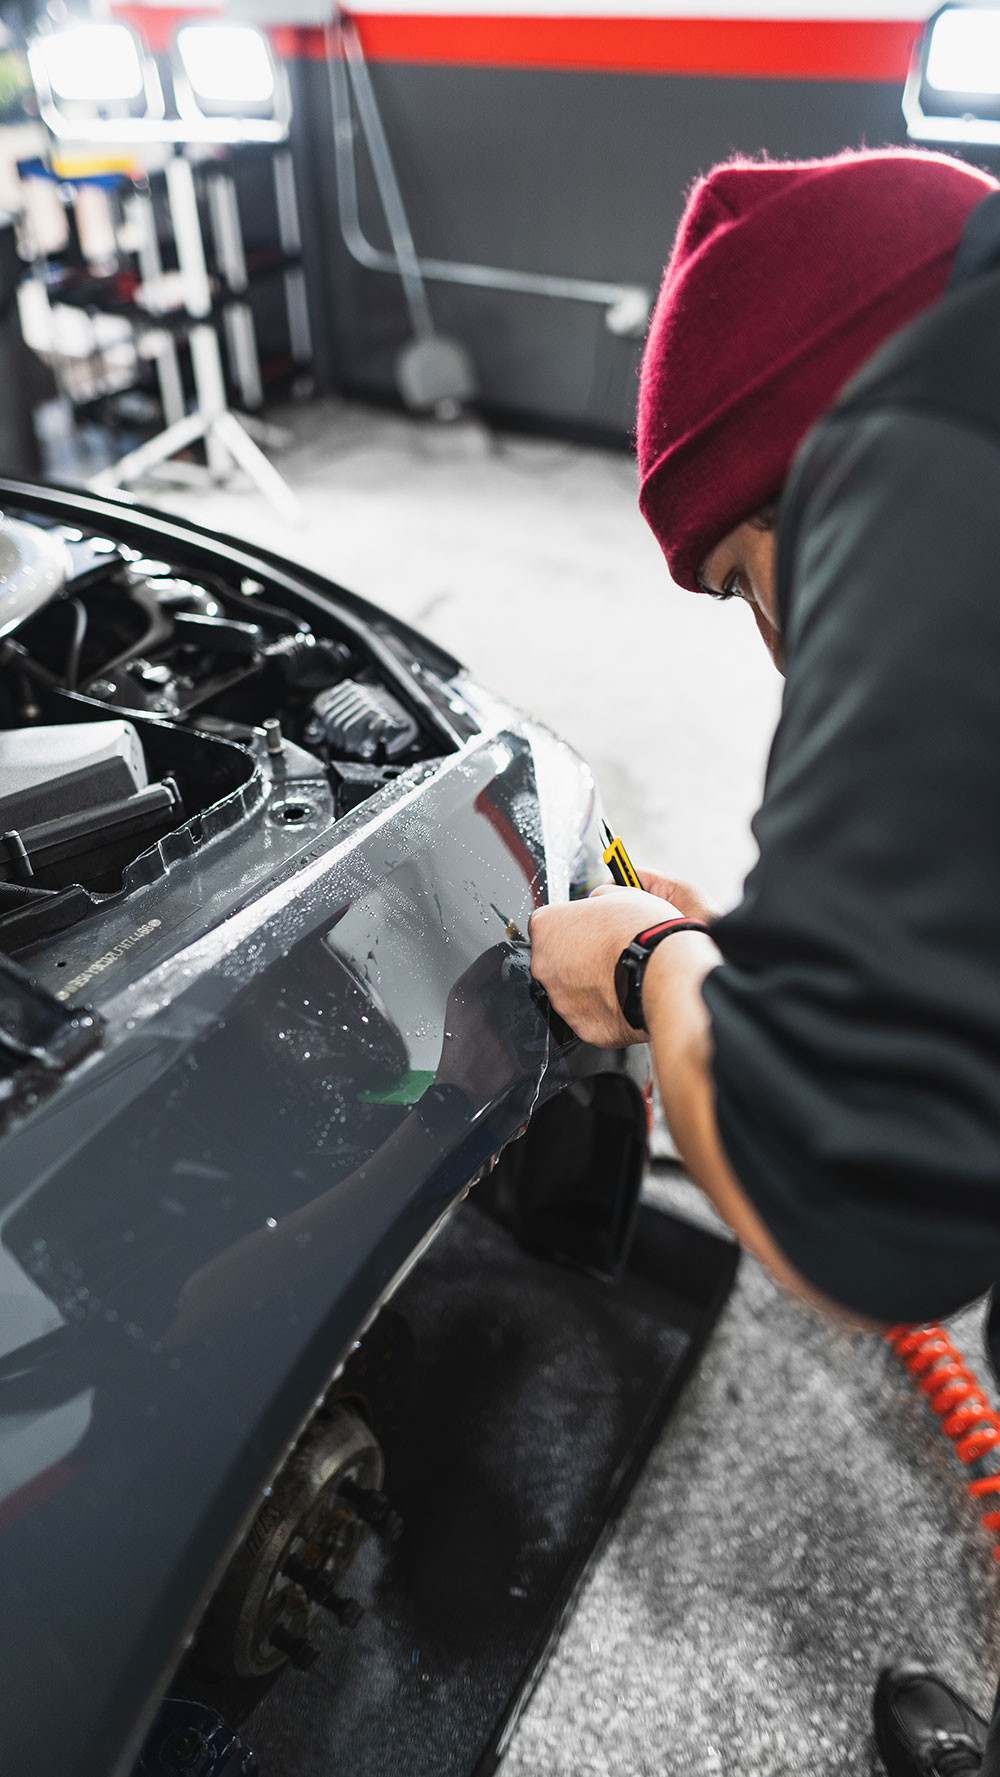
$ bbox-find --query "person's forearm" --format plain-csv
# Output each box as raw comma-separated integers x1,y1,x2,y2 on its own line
642,936,878,1325
526,883,874,1322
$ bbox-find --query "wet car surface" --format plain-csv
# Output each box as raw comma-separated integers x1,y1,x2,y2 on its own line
0,481,647,1777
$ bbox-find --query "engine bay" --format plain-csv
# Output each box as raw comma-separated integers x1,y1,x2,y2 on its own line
0,506,457,956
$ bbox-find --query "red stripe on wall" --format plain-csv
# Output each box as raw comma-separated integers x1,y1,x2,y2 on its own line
114,5,217,51
342,15,919,80
115,8,920,84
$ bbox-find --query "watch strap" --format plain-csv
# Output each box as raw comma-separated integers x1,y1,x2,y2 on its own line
632,917,710,949
614,917,712,1033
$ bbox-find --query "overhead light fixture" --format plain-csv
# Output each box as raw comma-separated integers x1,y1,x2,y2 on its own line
43,25,143,104
174,24,281,122
28,22,161,124
905,3,1000,145
927,5,1000,91
29,19,289,143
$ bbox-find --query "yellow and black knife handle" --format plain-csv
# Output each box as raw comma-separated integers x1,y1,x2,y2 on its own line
601,822,642,890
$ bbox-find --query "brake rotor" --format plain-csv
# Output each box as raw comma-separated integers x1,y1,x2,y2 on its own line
194,1405,383,1679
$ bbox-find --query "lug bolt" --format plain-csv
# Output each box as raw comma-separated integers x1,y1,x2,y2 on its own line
323,1590,364,1628
338,1476,403,1544
165,1729,205,1762
267,1623,319,1670
284,1555,364,1626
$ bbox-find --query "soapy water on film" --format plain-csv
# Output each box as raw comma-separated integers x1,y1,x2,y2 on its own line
528,1029,549,1122
524,998,551,1126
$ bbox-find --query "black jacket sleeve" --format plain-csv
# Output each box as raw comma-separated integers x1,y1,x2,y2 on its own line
704,401,1000,1322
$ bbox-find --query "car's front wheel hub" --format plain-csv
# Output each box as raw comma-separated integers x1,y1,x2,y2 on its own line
194,1405,386,1678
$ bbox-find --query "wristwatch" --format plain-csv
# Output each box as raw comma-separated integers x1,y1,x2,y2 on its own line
614,917,711,1033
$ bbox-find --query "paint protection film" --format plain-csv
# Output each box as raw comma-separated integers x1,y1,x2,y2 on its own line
0,729,572,1777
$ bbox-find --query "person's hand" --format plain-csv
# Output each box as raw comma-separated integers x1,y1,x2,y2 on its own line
636,870,714,925
529,885,685,1047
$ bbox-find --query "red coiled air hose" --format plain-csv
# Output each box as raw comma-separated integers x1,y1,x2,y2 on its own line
886,1324,1000,1559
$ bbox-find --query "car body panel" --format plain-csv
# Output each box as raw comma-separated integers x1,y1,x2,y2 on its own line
0,485,644,1777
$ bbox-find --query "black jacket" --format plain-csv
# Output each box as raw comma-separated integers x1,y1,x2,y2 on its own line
704,191,1000,1324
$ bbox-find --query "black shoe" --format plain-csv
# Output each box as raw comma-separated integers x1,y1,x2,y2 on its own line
874,1665,989,1777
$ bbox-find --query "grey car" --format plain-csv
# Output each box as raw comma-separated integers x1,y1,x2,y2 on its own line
0,480,649,1777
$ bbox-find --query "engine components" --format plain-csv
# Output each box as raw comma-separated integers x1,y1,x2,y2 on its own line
0,716,184,894
265,631,352,692
0,507,442,946
194,1405,390,1679
304,679,419,763
0,720,147,829
0,519,71,639
1,514,428,773
0,776,182,891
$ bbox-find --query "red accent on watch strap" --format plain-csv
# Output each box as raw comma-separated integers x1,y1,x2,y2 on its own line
634,917,711,947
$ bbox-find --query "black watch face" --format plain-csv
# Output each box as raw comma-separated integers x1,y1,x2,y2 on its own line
624,979,646,1032
615,943,646,1033
614,952,630,1016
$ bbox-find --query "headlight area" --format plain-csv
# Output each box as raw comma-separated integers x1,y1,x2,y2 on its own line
569,791,609,901
526,721,610,903
514,722,653,1269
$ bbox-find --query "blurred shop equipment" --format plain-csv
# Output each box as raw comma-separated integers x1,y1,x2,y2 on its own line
0,214,40,475
26,21,307,519
334,12,477,418
0,35,44,478
905,2,1000,147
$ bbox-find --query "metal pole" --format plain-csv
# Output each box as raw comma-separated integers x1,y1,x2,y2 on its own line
274,148,313,365
126,187,185,427
325,19,650,335
166,153,229,475
207,169,264,409
337,17,435,342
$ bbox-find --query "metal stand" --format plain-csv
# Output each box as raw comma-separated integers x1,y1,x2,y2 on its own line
91,154,303,525
333,15,477,417
126,184,186,430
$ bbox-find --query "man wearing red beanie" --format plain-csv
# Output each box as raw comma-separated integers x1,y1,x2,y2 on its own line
530,147,1000,1777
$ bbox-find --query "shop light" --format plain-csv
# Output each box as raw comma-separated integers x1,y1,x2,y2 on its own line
905,3,1000,145
926,5,1000,95
175,25,277,115
30,14,287,142
31,23,146,107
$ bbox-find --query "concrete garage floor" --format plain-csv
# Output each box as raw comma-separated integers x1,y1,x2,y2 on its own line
115,399,1000,1774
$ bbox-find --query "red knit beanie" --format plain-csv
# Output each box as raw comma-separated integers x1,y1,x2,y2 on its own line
638,149,997,592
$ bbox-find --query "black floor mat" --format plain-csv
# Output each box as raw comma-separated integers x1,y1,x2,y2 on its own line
244,1197,738,1777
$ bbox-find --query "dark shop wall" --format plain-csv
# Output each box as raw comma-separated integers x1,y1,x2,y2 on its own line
287,57,911,441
